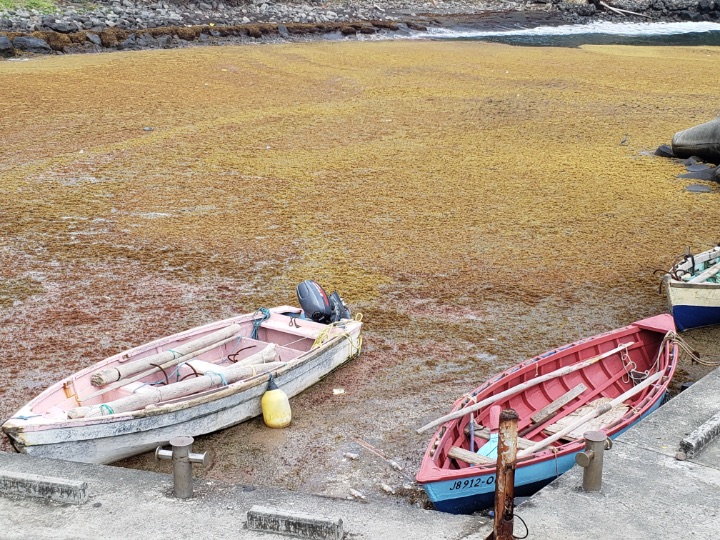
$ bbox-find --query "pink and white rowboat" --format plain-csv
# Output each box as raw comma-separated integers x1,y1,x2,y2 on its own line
2,306,362,464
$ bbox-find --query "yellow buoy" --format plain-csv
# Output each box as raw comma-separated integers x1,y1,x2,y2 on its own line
261,374,291,428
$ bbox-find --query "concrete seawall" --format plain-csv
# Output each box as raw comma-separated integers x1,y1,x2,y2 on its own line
0,450,491,539
2,366,718,539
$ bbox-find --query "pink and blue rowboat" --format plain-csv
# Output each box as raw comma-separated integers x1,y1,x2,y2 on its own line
416,314,678,514
2,306,362,464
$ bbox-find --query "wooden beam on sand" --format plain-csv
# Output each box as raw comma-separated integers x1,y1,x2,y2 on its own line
599,1,650,18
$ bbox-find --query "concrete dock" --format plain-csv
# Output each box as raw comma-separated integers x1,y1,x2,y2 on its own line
0,451,492,540
1,368,718,540
515,364,720,539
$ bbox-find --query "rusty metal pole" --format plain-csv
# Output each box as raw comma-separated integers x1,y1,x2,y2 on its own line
488,409,519,540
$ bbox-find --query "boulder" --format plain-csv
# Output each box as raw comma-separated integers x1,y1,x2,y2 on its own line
0,35,13,57
45,20,80,33
12,36,52,53
156,34,173,47
672,118,720,164
119,33,139,49
86,32,102,46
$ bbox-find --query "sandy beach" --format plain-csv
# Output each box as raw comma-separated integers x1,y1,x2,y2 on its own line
1,38,719,509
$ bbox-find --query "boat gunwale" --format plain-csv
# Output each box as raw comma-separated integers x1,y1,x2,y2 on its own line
666,280,720,289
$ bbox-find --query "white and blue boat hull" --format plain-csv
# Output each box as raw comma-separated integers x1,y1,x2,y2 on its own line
667,282,720,332
664,245,720,331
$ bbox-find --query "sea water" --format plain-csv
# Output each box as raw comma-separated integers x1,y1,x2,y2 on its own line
424,21,720,47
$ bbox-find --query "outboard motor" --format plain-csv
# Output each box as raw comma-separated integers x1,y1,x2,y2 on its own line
328,291,351,322
296,280,351,324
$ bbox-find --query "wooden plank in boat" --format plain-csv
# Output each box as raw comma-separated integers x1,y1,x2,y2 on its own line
186,359,228,375
448,446,495,466
543,398,629,440
260,317,325,339
688,263,720,284
530,383,587,424
463,423,535,450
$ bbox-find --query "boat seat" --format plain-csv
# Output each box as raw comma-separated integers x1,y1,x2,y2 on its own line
44,406,68,420
260,317,326,339
464,422,536,450
448,446,495,466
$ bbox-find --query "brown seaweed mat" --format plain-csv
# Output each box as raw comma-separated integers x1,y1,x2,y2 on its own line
1,41,719,507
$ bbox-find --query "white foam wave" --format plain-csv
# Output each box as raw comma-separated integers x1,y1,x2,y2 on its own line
426,21,720,39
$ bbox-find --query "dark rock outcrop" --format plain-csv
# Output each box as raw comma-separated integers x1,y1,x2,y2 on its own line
0,34,13,56
12,35,52,53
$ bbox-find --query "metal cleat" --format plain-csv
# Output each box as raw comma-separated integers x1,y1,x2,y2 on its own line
156,436,211,499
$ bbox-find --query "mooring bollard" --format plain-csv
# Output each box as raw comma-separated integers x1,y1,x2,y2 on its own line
487,409,519,540
575,430,612,492
156,436,211,499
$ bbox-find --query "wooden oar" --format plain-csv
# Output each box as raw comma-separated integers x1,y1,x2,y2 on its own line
91,323,243,386
415,342,635,434
688,263,720,283
517,370,664,458
78,334,246,403
68,345,280,418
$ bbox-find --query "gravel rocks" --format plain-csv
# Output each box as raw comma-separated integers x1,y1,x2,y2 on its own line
0,0,525,33
1,0,719,55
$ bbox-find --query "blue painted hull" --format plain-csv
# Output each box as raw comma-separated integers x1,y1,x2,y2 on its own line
423,396,665,514
671,305,720,332
425,453,577,514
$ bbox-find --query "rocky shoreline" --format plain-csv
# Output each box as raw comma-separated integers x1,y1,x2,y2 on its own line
1,0,719,56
